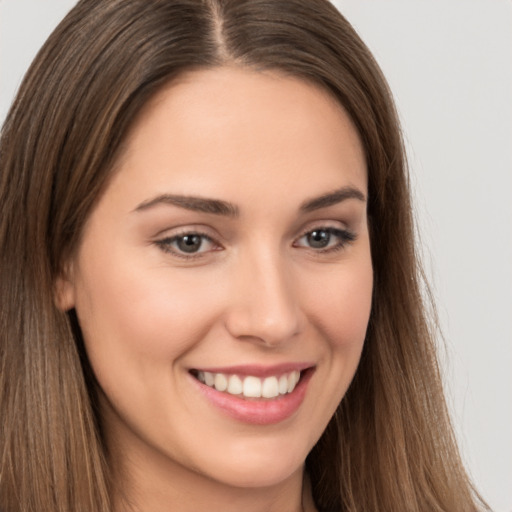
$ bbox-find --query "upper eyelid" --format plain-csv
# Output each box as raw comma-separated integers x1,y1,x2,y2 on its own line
153,221,350,239
159,231,219,247
152,220,355,245
160,229,213,240
298,225,346,236
155,232,220,260
295,220,349,237
294,226,355,243
153,225,222,242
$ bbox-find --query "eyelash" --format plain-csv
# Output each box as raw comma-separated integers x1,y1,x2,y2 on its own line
293,226,357,253
155,230,218,260
155,226,357,260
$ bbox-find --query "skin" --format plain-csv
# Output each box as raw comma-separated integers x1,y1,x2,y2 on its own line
57,67,373,512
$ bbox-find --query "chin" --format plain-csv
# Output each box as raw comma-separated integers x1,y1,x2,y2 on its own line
206,456,304,490
186,429,314,489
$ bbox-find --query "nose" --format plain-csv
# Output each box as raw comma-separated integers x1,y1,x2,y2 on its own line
223,248,302,347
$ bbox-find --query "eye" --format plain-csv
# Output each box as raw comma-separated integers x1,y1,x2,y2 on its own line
294,227,356,252
155,232,219,258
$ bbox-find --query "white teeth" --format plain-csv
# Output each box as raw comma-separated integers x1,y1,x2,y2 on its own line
278,374,288,395
214,373,228,392
197,370,302,398
204,371,214,386
243,376,262,397
227,375,243,395
288,370,300,392
261,376,279,398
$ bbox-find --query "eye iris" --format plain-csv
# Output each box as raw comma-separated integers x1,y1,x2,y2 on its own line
177,235,203,253
307,230,330,248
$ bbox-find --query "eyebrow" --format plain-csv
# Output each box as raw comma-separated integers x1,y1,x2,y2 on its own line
133,186,366,217
133,194,239,217
299,186,366,212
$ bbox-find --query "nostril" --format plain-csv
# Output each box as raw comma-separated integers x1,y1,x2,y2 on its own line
223,263,301,345
224,308,302,347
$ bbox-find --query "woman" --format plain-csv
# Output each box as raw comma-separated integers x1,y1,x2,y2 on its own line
0,0,488,511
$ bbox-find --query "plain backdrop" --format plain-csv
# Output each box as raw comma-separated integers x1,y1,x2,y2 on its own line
1,1,511,510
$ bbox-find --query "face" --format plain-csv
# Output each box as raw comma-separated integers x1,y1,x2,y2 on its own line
59,67,372,497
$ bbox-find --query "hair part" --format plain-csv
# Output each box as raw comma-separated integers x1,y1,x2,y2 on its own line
0,0,487,510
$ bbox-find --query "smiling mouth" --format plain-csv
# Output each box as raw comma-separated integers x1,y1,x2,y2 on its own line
190,369,303,399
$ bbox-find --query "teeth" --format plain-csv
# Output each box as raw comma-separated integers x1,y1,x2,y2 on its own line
227,375,243,395
278,374,288,395
196,370,302,398
288,370,300,392
204,371,214,386
243,376,262,397
261,376,279,398
214,373,228,392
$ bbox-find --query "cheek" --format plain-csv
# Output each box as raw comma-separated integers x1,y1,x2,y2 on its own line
296,254,373,442
73,256,223,381
305,258,373,351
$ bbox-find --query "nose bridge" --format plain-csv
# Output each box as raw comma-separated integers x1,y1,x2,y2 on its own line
225,243,301,345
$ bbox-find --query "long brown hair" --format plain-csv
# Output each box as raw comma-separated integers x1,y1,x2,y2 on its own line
0,1,487,510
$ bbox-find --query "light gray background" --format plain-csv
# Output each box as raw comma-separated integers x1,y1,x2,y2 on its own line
1,1,511,510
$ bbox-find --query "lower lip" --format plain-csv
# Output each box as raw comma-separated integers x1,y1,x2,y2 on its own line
192,369,313,425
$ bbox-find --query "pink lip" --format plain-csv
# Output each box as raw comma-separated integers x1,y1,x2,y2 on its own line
190,366,315,425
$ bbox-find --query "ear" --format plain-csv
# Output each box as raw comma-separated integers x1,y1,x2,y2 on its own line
54,262,76,312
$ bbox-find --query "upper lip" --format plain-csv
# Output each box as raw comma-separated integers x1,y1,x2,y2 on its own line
190,362,314,378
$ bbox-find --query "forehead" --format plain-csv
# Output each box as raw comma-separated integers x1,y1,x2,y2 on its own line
109,66,367,210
